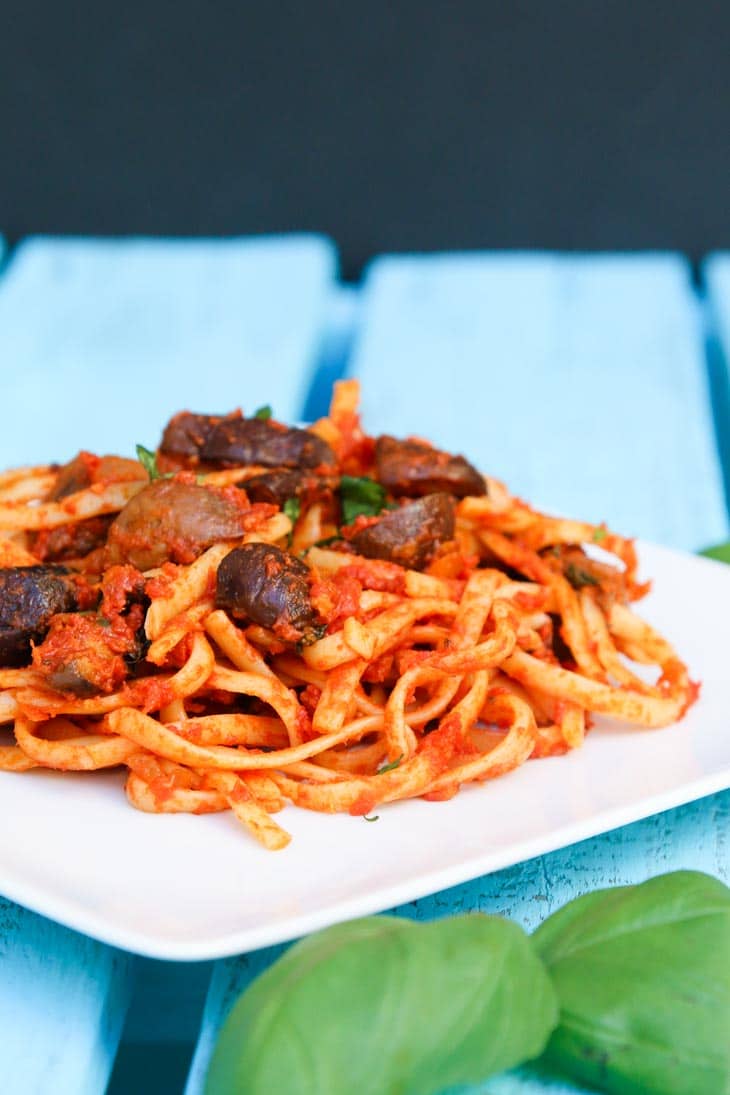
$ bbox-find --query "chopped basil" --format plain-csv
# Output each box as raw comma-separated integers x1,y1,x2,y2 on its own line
253,405,273,420
363,814,380,822
135,443,161,480
592,527,607,543
340,476,387,525
564,562,600,589
378,755,404,774
282,496,301,547
282,497,301,525
295,623,327,653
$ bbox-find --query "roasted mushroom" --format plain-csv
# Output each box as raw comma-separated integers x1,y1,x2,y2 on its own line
350,493,455,570
107,480,254,570
216,543,322,645
201,418,335,470
0,566,78,666
375,435,486,498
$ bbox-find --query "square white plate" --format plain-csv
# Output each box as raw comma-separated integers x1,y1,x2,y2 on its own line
1,541,729,960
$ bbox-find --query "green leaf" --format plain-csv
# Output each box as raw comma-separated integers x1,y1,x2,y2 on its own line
592,527,607,543
135,443,161,481
564,562,600,589
533,870,730,1095
340,475,387,525
378,755,403,774
700,541,730,564
253,404,273,420
363,814,379,822
282,497,301,525
205,914,557,1095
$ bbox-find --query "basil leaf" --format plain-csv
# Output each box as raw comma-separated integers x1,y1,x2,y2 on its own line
282,497,301,525
340,475,387,525
701,541,730,564
592,527,607,543
534,870,730,1095
205,914,557,1095
363,814,379,822
135,443,161,481
564,562,600,589
253,404,273,420
378,755,403,774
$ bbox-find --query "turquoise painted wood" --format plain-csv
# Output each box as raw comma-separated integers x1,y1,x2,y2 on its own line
0,234,336,467
0,230,135,1092
187,252,729,1094
350,252,727,551
705,252,730,359
0,899,134,1094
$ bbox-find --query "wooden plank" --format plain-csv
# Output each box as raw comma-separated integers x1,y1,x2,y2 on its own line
348,252,727,551
0,234,336,467
0,899,134,1095
703,252,730,521
0,231,135,1094
185,792,729,1094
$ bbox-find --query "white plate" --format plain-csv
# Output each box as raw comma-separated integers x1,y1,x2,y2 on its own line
1,541,729,960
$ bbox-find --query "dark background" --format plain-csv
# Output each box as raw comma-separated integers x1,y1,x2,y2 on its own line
2,1,729,278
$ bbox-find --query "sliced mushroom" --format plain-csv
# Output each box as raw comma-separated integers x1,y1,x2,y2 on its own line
350,493,456,570
216,543,322,644
375,435,486,498
159,412,225,459
107,480,253,570
201,418,335,470
0,566,78,666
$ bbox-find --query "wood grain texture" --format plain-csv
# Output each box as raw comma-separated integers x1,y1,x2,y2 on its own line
349,252,727,550
0,898,134,1094
0,234,336,467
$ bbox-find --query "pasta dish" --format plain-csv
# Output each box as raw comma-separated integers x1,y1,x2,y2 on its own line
0,383,697,849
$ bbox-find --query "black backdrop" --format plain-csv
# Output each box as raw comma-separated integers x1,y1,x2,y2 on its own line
2,1,729,277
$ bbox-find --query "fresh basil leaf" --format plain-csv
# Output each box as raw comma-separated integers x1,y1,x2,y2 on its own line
253,404,273,420
700,541,730,564
340,475,387,525
378,755,403,774
534,870,730,1095
282,497,301,525
135,443,161,481
564,562,600,589
206,914,557,1095
295,623,327,653
592,527,607,543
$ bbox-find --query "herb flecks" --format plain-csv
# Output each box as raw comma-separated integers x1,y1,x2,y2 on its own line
564,563,600,589
363,814,380,822
253,405,273,421
592,528,607,543
136,444,162,481
282,497,301,547
340,476,388,525
283,497,301,525
378,755,404,774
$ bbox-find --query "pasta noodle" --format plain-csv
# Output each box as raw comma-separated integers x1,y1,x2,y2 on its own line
0,383,697,849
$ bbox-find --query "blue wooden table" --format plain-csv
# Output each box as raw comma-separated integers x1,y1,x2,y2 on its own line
0,236,728,1094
